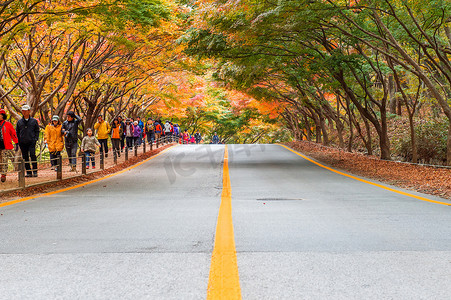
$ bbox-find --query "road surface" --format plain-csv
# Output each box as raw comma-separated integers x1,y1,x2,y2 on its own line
1,144,451,299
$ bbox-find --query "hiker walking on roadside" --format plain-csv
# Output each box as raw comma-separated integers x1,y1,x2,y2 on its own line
212,132,220,144
137,116,144,146
110,118,123,157
44,115,63,172
182,129,190,144
154,119,162,141
194,131,202,144
16,104,40,177
124,118,134,150
133,121,141,147
118,116,126,152
62,111,82,172
145,118,155,144
164,120,172,142
94,115,111,158
81,128,100,169
173,124,180,138
0,109,18,182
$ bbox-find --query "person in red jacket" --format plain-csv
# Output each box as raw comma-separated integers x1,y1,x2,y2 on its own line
0,109,18,182
155,121,162,141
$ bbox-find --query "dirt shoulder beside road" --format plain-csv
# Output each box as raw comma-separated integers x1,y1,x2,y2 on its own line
0,144,175,204
285,141,451,200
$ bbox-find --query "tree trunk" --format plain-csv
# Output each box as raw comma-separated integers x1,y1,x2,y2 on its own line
319,116,329,146
388,75,397,114
304,115,311,141
448,122,451,166
408,115,418,163
347,117,353,152
336,121,345,149
380,106,391,160
363,117,373,156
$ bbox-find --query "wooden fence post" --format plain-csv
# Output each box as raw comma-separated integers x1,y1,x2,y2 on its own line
100,152,105,170
82,153,87,175
57,156,62,180
18,158,25,188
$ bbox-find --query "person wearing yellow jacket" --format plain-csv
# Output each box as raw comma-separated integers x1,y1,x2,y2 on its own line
44,115,64,171
94,115,111,158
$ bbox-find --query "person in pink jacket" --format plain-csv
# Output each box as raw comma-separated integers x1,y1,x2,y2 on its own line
0,109,19,182
182,129,190,144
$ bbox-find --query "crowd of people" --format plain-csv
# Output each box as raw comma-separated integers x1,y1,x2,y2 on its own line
0,105,222,183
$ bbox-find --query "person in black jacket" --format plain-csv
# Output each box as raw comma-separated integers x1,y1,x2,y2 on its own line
16,104,40,177
194,131,202,144
117,116,125,152
61,111,82,172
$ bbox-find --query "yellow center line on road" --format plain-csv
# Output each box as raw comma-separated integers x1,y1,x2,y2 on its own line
207,145,242,300
0,145,177,209
278,144,451,206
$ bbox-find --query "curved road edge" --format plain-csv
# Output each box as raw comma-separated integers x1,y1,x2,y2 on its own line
278,143,451,206
0,144,178,209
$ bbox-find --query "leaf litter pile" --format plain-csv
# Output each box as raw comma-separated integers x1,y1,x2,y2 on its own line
285,141,451,200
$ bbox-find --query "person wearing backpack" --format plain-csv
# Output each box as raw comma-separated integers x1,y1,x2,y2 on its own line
145,118,155,144
182,129,190,144
44,115,64,172
0,109,18,182
16,104,40,177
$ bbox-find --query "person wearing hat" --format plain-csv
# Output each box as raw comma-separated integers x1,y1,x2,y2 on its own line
62,110,82,172
94,115,111,158
44,115,64,171
16,104,40,177
0,108,18,182
133,120,141,147
145,118,155,144
124,118,134,150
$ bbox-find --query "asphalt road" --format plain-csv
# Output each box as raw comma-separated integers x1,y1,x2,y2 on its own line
1,144,451,299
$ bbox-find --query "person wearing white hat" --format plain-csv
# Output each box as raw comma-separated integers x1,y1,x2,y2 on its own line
16,104,40,177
